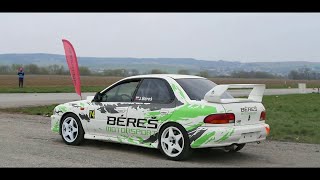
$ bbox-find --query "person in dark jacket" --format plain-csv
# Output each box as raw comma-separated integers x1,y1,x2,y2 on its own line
18,68,25,88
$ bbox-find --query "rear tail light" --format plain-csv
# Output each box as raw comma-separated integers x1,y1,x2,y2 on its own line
260,111,266,121
204,113,235,124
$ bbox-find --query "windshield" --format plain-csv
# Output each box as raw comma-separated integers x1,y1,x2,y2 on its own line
176,78,233,101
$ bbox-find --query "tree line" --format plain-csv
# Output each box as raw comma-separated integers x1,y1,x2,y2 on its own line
0,64,69,75
0,64,319,80
0,64,192,77
229,70,280,79
0,64,96,76
190,68,320,80
288,67,320,80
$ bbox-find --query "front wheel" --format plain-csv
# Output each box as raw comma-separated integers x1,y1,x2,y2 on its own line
61,114,84,145
159,123,192,161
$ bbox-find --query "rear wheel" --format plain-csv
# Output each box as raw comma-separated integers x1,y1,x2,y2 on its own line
61,114,84,145
159,123,192,161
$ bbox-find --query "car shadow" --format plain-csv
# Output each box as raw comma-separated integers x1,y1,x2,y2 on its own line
70,139,258,163
188,148,259,164
81,139,164,158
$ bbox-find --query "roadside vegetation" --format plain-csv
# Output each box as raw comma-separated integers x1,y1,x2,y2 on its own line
1,75,319,93
0,104,57,116
1,94,319,144
1,63,319,93
1,63,320,80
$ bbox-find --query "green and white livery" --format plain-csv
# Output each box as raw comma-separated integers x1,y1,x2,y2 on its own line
51,74,270,160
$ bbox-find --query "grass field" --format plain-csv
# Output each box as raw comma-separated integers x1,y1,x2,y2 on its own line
263,94,320,144
1,104,58,116
1,75,320,93
1,94,319,144
0,75,120,93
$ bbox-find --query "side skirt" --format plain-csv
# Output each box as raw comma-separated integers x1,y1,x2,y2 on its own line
84,134,158,149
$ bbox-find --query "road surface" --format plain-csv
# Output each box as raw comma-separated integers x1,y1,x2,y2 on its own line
0,88,316,108
0,92,95,108
0,113,319,167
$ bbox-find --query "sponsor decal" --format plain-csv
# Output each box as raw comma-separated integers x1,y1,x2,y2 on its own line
79,113,90,121
241,106,257,112
135,96,153,102
106,126,157,136
106,116,158,129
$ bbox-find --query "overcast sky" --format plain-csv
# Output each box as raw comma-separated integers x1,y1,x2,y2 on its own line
0,13,320,62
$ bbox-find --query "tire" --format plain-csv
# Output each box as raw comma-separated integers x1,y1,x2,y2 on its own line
60,114,85,145
159,123,192,161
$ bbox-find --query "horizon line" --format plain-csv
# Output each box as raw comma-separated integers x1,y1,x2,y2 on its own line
0,52,318,63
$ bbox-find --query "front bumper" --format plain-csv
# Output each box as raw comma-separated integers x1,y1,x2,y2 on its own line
190,123,270,148
51,114,61,133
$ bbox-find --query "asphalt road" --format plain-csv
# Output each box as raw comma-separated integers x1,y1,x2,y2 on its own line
0,92,95,108
0,88,316,108
0,112,320,167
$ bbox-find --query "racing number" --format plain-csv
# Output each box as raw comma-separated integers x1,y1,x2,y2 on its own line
89,110,95,119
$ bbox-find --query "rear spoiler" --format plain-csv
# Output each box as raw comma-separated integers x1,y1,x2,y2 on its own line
204,84,266,103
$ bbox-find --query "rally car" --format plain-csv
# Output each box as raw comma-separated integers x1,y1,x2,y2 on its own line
51,74,270,160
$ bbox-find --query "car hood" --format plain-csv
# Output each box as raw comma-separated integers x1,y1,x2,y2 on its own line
63,99,91,108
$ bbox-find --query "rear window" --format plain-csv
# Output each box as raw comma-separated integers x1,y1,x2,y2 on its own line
176,78,233,101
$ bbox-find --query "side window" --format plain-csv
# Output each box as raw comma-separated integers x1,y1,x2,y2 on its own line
101,80,140,102
134,79,173,104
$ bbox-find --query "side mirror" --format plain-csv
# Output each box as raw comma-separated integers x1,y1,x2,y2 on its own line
93,92,102,102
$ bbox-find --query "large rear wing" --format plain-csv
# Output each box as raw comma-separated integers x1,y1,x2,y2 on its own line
204,84,266,103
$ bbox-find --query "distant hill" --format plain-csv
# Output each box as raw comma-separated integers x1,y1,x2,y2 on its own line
0,53,319,75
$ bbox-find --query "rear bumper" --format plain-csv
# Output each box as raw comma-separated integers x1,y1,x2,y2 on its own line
190,123,270,148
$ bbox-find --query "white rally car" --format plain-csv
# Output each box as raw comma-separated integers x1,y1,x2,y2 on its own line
51,74,270,160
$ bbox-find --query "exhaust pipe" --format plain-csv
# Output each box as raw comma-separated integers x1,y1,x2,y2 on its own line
257,141,261,144
224,144,235,151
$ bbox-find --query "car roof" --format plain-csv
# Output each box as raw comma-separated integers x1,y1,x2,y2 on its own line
125,74,206,80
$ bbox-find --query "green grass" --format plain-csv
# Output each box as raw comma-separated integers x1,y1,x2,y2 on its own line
265,84,319,89
0,104,58,116
1,94,319,144
266,84,297,89
0,86,105,93
263,94,320,144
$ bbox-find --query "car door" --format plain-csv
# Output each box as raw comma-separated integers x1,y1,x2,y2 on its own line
87,79,141,137
126,78,176,145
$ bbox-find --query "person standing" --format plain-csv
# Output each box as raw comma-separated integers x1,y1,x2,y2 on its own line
18,68,25,88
